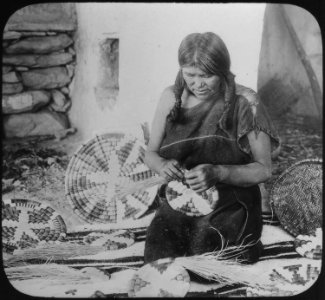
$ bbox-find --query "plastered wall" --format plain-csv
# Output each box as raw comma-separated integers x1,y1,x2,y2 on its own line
69,3,266,140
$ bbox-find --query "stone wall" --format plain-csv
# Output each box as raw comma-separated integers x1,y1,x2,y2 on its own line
2,3,77,139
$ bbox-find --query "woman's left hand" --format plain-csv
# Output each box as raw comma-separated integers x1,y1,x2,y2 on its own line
184,164,220,192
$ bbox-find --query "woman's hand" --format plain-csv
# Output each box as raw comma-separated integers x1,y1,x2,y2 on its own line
184,164,220,192
159,159,184,182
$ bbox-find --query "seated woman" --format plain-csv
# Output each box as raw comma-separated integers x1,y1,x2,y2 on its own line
144,32,280,264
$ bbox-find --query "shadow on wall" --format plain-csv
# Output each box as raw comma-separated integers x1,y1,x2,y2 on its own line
257,4,322,126
95,38,119,110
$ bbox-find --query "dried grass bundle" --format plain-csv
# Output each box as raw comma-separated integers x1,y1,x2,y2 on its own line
5,264,93,283
171,240,275,291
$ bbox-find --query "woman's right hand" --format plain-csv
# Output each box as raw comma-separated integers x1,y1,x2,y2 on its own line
159,159,184,181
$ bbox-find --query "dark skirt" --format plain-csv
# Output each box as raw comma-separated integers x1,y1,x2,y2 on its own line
144,184,263,264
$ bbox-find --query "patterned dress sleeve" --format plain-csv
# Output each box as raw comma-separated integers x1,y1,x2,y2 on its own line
236,87,281,157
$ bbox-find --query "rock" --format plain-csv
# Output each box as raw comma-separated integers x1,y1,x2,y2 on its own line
3,53,73,68
66,64,75,78
2,72,20,83
21,67,70,89
60,87,69,95
51,89,66,107
3,31,22,40
2,91,51,114
3,109,69,138
50,99,71,113
3,42,9,49
5,34,73,54
3,66,13,74
68,47,76,56
50,89,72,112
54,127,76,141
15,66,29,71
2,82,23,94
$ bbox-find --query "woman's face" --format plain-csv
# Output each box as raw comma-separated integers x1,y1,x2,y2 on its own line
182,66,221,100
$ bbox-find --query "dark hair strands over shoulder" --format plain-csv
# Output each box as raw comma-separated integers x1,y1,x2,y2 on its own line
167,32,236,123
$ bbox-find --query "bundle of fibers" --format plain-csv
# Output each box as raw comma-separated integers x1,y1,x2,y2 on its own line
128,240,277,298
172,241,271,287
5,264,97,284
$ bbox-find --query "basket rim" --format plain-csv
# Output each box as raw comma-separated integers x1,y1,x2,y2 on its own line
269,158,322,236
269,158,322,204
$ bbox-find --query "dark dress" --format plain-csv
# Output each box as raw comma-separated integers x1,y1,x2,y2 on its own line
144,89,280,264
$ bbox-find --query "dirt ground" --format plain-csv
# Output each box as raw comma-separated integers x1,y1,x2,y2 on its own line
2,112,322,232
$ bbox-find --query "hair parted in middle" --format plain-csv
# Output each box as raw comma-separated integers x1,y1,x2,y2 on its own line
167,32,236,123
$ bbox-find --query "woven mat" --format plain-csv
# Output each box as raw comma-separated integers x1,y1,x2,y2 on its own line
270,159,322,237
128,258,191,297
65,132,158,224
4,222,322,297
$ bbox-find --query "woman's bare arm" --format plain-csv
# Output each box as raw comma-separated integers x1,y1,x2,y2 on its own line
185,131,272,191
144,87,184,181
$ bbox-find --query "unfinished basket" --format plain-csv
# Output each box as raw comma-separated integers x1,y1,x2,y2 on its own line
270,159,322,237
2,199,67,254
65,132,158,224
128,258,190,297
165,180,219,217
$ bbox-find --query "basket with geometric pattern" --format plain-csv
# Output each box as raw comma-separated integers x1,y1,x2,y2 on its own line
270,159,322,237
65,132,159,224
294,228,322,260
2,198,67,254
165,180,219,217
82,229,135,250
128,257,191,297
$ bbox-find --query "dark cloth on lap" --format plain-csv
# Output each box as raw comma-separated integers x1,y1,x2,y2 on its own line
144,184,263,263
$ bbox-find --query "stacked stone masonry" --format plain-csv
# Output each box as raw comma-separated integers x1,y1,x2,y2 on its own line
2,31,76,138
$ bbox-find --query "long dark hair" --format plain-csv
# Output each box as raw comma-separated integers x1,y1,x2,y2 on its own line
168,32,236,123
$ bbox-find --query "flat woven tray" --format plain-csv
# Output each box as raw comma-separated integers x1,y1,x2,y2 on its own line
2,199,67,254
270,159,322,237
165,181,219,217
65,132,158,224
